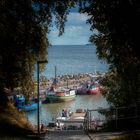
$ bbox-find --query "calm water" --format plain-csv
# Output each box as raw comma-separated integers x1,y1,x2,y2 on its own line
27,94,109,126
42,45,108,79
27,45,109,126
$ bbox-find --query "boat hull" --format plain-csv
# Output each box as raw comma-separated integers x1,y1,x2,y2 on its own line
17,101,42,111
87,87,100,94
76,81,101,95
76,88,100,95
14,96,41,111
47,94,76,103
17,103,37,111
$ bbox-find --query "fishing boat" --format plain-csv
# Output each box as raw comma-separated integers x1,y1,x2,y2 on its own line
45,66,76,103
46,87,76,103
14,95,41,111
76,81,101,95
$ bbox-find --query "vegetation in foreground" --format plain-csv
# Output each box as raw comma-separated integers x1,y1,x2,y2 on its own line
108,134,140,140
0,102,35,137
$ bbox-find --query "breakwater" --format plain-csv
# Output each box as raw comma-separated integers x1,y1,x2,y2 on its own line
35,72,105,90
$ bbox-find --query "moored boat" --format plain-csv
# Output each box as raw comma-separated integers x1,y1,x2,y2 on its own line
45,66,76,103
87,83,101,94
46,87,76,103
54,108,86,130
14,95,41,111
76,81,101,95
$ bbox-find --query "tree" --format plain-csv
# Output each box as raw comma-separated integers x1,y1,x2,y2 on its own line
0,0,76,135
0,0,45,103
0,0,75,106
80,0,140,106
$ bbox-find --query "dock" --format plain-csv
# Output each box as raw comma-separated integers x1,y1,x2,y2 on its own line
46,109,86,131
63,112,86,123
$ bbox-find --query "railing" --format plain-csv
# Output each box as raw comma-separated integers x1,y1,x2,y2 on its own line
35,105,140,133
83,105,140,132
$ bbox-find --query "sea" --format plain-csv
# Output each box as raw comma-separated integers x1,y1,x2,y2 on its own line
41,44,109,79
27,44,109,126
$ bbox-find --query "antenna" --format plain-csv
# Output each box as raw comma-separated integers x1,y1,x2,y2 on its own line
55,65,57,80
94,65,96,75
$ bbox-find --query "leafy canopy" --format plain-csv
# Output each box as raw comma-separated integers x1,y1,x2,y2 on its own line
0,0,76,103
81,0,140,106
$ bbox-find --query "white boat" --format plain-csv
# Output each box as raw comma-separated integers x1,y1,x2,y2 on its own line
55,109,86,130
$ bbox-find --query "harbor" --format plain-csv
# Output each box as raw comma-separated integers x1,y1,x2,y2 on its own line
0,44,110,139
26,92,109,127
20,71,108,130
1,1,139,139
9,71,108,129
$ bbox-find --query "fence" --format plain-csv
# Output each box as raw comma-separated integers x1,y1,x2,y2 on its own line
83,105,140,132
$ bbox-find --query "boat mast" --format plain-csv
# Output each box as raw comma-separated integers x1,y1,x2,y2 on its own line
94,65,96,75
55,66,57,81
54,66,57,88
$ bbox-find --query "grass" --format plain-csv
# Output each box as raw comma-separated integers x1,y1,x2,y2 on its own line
0,103,36,138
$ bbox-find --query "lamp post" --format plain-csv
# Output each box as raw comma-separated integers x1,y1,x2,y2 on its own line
37,60,47,134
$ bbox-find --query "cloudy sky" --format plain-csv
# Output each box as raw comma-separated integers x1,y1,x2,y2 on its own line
48,11,92,45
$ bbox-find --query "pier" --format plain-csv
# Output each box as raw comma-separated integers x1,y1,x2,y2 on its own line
30,105,140,140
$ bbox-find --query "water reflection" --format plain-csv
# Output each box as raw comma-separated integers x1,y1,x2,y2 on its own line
26,94,109,125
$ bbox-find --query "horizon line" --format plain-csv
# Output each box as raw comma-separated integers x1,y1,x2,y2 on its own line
50,44,93,46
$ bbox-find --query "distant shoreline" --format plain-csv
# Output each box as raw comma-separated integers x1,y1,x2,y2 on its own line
50,44,93,46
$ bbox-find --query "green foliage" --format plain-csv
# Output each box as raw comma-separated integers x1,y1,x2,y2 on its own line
100,69,140,107
0,0,76,103
80,0,140,107
0,0,48,101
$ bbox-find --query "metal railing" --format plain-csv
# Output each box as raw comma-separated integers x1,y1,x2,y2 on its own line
83,105,140,132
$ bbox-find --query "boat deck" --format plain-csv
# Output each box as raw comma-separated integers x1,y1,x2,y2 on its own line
46,109,86,131
66,112,86,122
59,111,86,130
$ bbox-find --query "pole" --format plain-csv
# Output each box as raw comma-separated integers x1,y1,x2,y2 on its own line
37,62,40,134
67,80,68,88
116,108,118,129
37,60,47,135
55,66,57,79
54,66,57,88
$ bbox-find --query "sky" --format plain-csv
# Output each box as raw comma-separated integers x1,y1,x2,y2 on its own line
48,9,93,45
